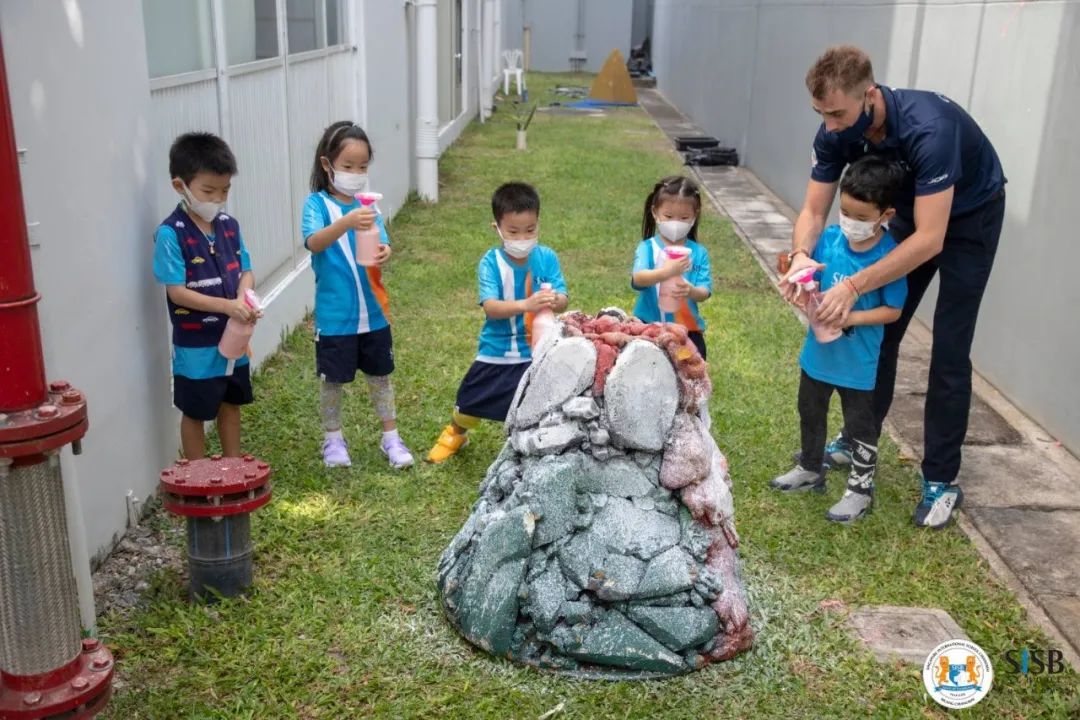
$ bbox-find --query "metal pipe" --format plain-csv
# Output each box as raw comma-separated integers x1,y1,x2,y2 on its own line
159,455,272,602
414,0,440,201
0,31,112,718
482,0,495,118
0,34,46,413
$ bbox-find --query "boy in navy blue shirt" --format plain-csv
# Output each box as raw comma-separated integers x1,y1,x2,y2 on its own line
771,156,907,523
153,133,259,460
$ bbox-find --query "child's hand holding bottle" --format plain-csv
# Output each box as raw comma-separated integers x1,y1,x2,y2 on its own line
522,287,557,314
373,244,392,266
667,278,692,300
343,206,376,232
225,296,257,323
664,252,692,279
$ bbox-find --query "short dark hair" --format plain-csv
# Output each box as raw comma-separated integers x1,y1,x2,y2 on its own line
491,182,540,222
840,155,904,212
806,45,874,100
310,121,375,193
169,132,237,184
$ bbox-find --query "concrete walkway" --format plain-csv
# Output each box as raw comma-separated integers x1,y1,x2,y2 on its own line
637,85,1080,667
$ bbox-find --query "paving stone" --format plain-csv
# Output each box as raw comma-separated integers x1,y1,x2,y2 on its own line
966,508,1080,596
848,605,969,664
1037,595,1080,660
889,340,1021,447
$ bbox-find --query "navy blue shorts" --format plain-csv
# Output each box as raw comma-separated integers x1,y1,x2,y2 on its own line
316,326,395,383
173,364,253,421
688,331,707,360
455,360,531,422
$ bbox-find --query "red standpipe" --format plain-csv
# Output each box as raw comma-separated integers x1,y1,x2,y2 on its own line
0,32,45,412
0,32,112,718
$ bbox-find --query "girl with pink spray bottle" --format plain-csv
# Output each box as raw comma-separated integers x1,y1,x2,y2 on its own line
300,121,414,470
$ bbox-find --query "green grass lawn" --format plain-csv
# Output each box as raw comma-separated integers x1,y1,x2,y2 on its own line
100,73,1080,719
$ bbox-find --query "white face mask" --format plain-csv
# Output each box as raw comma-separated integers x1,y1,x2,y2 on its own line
656,218,693,242
839,211,881,243
330,168,368,196
182,184,224,223
496,225,538,258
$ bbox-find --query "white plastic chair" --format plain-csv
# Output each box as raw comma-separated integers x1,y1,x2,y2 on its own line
502,49,525,96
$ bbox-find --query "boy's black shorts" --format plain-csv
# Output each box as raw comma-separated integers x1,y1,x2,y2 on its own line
316,326,395,383
173,364,254,421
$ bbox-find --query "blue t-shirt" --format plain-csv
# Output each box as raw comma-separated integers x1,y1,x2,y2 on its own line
811,85,1006,219
476,245,568,363
799,225,908,391
153,224,252,380
301,191,391,337
631,236,712,331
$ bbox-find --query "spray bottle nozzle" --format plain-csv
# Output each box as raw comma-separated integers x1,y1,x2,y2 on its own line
788,267,815,284
355,192,383,207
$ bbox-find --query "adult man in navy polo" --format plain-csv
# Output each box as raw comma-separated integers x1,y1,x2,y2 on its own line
782,45,1006,529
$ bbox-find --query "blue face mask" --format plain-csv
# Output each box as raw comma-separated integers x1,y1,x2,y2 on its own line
830,93,874,144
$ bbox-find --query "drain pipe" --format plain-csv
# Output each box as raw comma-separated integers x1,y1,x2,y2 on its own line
0,33,113,718
481,0,495,119
572,0,585,72
414,0,439,201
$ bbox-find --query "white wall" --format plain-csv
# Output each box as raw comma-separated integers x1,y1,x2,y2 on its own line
0,0,505,564
0,0,175,559
505,0,633,73
654,0,1080,453
359,0,414,218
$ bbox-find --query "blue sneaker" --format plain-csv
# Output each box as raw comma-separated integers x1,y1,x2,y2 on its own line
790,432,853,471
912,478,963,529
823,433,853,469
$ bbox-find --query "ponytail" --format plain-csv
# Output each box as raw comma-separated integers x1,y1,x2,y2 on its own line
641,175,703,241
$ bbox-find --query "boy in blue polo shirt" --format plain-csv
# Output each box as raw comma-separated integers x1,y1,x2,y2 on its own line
771,156,907,523
426,182,568,463
153,132,259,460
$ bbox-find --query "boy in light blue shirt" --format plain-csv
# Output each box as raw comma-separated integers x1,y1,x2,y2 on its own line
427,182,568,463
771,156,907,524
153,132,259,460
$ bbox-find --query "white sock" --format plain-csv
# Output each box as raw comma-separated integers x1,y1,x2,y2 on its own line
325,430,343,441
382,429,400,443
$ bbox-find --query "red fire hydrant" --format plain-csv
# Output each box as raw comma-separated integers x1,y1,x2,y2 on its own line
159,455,272,601
0,35,113,720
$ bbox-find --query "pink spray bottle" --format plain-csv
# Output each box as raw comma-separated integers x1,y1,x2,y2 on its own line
218,289,261,360
354,192,384,267
787,267,841,343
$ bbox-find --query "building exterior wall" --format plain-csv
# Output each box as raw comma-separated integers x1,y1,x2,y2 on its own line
504,0,633,73
0,0,507,562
